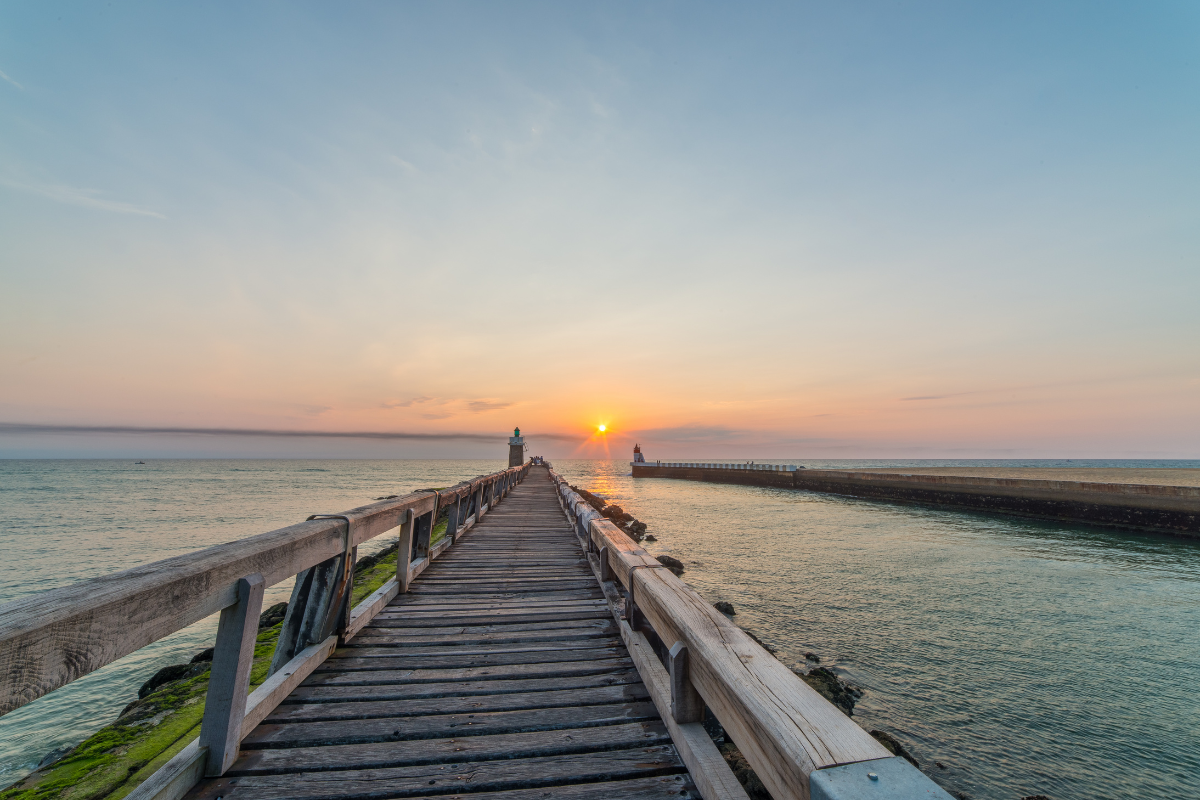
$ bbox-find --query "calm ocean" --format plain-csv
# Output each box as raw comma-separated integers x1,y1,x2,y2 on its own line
2,458,1198,799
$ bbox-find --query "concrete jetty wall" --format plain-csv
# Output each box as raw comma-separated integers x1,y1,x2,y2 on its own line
631,463,1200,537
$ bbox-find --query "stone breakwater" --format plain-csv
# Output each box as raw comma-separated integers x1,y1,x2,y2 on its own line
631,464,1200,537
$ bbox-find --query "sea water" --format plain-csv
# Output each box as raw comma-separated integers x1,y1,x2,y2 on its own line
2,458,1199,799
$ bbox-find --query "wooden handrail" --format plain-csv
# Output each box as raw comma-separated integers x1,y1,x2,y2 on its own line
0,462,530,716
547,469,899,800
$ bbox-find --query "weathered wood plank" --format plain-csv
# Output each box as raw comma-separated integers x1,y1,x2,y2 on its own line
337,639,622,657
243,700,661,748
368,610,614,627
285,670,645,703
380,596,606,610
387,591,605,605
188,750,690,800
319,647,626,671
227,720,673,775
347,620,619,644
264,683,651,723
304,657,635,686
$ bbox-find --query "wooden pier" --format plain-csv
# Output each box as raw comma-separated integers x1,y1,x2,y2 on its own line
0,460,952,800
191,468,694,799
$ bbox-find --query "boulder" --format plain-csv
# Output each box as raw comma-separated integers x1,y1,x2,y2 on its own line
655,555,685,576
799,666,863,716
138,664,193,699
869,729,919,768
713,601,736,616
258,601,289,629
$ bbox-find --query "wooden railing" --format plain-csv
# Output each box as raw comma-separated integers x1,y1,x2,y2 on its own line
548,468,953,800
0,461,531,795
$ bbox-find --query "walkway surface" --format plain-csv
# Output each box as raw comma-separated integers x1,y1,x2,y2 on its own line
188,466,696,800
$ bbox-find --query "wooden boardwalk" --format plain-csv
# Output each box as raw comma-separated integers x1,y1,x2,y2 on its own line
187,467,697,799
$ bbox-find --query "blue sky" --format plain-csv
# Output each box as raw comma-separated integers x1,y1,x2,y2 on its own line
2,2,1198,458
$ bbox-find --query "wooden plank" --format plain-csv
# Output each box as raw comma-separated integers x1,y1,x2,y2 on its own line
188,749,689,800
338,639,622,657
243,700,662,748
263,683,651,723
374,601,608,616
388,591,605,605
286,670,645,703
347,620,619,644
367,610,614,627
226,720,673,775
320,647,626,670
305,657,635,686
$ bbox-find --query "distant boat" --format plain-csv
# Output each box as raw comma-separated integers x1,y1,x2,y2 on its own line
134,461,146,465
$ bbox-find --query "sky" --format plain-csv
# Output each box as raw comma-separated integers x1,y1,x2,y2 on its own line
1,1,1198,459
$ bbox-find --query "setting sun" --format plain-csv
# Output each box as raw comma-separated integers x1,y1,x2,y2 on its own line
597,425,606,432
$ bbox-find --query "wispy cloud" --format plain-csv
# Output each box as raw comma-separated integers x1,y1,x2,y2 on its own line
387,154,418,172
468,400,513,413
628,425,743,443
0,69,23,90
383,396,435,409
0,180,165,218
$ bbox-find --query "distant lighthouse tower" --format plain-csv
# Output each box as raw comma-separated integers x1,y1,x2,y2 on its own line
508,426,526,467
632,443,646,463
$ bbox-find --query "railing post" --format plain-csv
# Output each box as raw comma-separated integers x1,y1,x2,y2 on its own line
599,546,611,582
396,509,415,593
445,494,461,544
199,573,265,776
668,642,704,724
413,504,434,562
